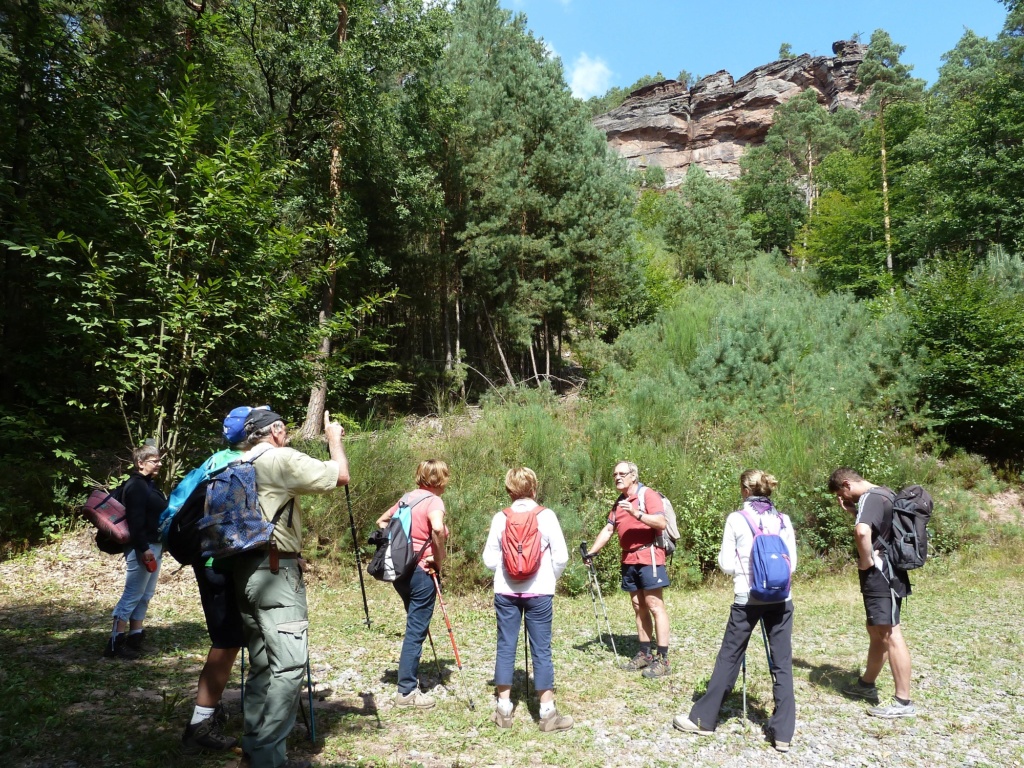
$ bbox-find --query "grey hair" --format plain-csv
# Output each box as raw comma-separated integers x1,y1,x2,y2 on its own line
616,460,640,483
249,421,284,444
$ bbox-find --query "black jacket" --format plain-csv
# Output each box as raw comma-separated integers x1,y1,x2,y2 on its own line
122,471,167,557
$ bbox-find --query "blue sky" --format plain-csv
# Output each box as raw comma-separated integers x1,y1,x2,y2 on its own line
501,0,1009,99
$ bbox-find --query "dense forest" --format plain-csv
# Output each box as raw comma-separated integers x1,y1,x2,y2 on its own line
2,0,1023,576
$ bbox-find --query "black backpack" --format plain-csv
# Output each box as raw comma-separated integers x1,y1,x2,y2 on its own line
883,485,933,571
165,478,211,566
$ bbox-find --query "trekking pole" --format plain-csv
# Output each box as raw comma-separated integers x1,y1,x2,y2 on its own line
345,485,371,628
760,619,775,680
427,628,444,682
741,652,748,729
580,543,619,665
523,620,531,699
306,656,317,743
431,571,476,711
240,646,246,712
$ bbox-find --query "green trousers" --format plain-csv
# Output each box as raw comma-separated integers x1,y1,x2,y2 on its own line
234,554,308,768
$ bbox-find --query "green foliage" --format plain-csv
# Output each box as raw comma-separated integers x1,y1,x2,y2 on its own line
662,166,757,281
778,43,795,60
902,255,1024,457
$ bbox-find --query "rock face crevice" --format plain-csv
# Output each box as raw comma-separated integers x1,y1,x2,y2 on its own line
593,40,868,184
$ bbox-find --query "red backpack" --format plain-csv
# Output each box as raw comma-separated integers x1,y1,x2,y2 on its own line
501,504,545,581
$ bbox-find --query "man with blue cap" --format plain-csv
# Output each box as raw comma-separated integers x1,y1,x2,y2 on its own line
161,406,254,753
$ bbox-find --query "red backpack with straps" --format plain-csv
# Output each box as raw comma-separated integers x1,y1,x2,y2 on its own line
501,504,545,580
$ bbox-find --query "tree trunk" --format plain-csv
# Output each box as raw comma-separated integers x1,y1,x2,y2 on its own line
879,101,894,275
483,305,515,387
299,3,348,440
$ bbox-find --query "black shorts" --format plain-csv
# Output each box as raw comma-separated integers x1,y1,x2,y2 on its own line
620,563,669,592
863,593,901,626
193,561,244,649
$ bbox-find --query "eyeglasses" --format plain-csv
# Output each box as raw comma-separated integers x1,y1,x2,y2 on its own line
613,471,633,478
145,458,163,464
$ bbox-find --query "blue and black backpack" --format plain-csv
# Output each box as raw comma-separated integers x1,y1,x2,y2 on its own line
739,507,792,602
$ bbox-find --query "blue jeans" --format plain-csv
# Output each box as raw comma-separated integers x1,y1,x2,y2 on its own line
112,543,163,623
393,567,437,695
494,594,554,691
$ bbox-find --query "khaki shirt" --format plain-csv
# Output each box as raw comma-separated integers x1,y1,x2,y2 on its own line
244,442,340,553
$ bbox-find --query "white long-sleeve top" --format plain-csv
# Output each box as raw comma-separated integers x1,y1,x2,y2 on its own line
717,499,798,605
483,499,569,595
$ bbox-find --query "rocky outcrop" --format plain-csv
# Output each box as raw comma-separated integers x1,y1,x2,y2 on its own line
593,40,868,184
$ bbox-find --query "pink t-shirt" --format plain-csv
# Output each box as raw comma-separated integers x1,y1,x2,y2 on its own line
385,488,447,573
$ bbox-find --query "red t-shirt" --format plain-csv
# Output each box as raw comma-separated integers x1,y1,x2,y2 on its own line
608,486,665,566
384,488,447,573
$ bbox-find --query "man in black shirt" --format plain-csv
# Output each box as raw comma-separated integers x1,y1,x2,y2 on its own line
828,467,915,718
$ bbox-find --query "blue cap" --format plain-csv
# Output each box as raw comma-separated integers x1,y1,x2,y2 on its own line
222,406,253,444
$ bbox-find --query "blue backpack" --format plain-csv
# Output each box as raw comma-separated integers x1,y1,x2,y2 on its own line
739,508,792,602
197,453,294,559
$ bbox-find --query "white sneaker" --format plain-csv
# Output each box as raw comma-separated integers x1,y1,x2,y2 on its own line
867,698,916,718
395,690,435,709
672,715,712,735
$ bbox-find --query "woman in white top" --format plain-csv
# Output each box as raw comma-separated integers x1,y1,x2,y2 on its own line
482,467,572,732
673,469,798,752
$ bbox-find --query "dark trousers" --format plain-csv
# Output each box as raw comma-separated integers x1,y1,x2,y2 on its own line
689,601,795,742
393,567,437,695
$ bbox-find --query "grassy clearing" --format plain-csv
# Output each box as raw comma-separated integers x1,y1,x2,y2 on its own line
2,533,1023,767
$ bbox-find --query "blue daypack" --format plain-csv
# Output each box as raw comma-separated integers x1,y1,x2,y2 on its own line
197,453,293,559
739,508,792,602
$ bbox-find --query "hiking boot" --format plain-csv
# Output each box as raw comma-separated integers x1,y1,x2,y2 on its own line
623,651,652,671
842,676,879,703
125,630,147,655
492,705,514,729
537,708,573,732
641,656,671,678
672,715,712,735
395,690,435,709
181,715,238,754
867,698,916,718
774,740,791,753
102,633,140,660
213,702,229,728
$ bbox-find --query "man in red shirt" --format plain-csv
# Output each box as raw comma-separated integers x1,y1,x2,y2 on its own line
585,462,672,677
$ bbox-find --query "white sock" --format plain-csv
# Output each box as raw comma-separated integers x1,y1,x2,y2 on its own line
191,705,216,725
539,701,555,717
496,698,513,715
128,629,143,636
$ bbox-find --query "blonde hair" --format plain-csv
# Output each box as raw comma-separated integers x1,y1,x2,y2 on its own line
416,459,450,492
740,469,778,497
505,467,538,501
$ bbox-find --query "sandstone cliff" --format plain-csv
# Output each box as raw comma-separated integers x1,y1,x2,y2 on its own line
592,40,868,184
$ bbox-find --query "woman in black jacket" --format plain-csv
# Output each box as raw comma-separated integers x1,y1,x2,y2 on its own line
104,444,167,659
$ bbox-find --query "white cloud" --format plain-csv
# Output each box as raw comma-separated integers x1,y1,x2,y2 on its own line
569,53,612,99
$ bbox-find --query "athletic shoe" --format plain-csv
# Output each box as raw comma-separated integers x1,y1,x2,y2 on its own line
395,690,436,709
867,698,916,718
641,657,671,678
623,652,652,671
672,715,712,735
102,633,140,660
538,709,574,732
842,677,880,703
492,706,514,728
181,715,238,754
774,741,791,753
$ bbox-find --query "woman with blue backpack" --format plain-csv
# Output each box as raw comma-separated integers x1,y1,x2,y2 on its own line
672,469,797,752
